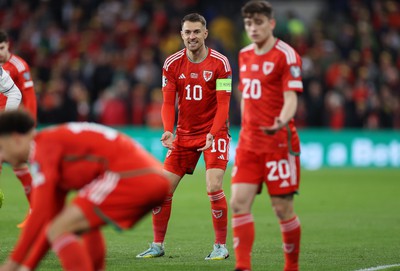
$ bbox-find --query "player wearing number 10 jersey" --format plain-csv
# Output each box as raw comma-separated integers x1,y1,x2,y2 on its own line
136,13,232,261
231,1,303,271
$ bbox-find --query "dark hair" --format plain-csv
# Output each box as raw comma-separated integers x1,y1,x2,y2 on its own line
0,110,35,135
181,13,207,28
241,0,274,19
0,30,9,43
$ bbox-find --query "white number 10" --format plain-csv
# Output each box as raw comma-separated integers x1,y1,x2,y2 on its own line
185,84,202,100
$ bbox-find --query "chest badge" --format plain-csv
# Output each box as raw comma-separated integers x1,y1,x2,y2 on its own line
263,62,275,75
203,70,213,82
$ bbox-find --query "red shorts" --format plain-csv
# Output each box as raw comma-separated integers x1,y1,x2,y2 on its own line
73,171,170,230
164,131,230,176
231,148,300,196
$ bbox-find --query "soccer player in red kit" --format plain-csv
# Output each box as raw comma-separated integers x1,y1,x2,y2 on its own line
0,110,170,271
231,1,303,271
136,13,232,260
0,30,37,227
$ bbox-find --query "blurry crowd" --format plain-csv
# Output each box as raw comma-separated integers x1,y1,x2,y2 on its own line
0,0,399,129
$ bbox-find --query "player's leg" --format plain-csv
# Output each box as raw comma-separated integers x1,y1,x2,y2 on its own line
203,131,230,260
137,140,200,258
204,168,229,260
265,153,301,271
230,148,265,271
47,205,94,271
83,229,105,271
137,170,180,258
13,163,33,228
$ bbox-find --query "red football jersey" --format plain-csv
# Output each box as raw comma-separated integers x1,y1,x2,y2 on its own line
238,39,303,153
0,54,37,119
11,123,162,263
162,48,231,136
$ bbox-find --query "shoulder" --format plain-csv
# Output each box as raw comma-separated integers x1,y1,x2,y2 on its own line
209,49,231,72
240,43,255,54
274,40,300,65
8,54,29,73
163,49,185,71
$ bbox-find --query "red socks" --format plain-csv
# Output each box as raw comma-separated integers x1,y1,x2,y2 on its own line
232,213,254,271
13,167,33,204
208,190,228,244
152,194,173,243
280,216,301,271
52,233,93,271
83,229,105,270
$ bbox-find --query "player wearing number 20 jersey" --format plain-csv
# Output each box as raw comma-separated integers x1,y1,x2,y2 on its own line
231,2,303,271
238,40,303,154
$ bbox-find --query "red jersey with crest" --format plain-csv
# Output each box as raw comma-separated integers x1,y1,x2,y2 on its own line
11,122,163,262
162,48,231,136
0,54,37,120
238,39,303,154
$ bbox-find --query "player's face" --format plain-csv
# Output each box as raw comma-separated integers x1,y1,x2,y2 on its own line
0,41,10,63
0,131,34,167
181,21,208,53
244,13,276,45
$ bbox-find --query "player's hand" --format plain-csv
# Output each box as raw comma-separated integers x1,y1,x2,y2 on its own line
260,117,283,135
0,259,19,271
160,131,174,149
197,133,214,152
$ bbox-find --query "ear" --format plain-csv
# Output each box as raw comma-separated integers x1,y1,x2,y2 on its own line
204,28,208,39
180,30,185,40
270,19,277,31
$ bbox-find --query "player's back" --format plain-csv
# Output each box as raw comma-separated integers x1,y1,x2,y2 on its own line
163,48,231,136
33,123,162,189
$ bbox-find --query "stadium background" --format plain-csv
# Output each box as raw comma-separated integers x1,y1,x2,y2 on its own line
2,0,399,168
0,1,400,270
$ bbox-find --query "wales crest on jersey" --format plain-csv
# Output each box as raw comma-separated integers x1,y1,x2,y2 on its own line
203,70,213,81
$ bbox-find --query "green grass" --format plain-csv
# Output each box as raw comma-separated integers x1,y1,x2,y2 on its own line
1,166,400,271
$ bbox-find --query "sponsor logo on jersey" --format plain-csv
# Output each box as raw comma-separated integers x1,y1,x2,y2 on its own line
162,75,168,87
251,64,259,71
290,66,301,78
178,73,186,79
166,149,172,158
212,209,223,219
218,154,225,160
190,73,198,78
203,70,213,81
263,62,275,75
240,65,247,72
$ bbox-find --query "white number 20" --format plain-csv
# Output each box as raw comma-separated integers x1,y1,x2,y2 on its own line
266,160,290,181
242,78,261,99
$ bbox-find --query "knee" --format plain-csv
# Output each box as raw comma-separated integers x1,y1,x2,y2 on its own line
272,203,292,221
46,221,60,243
230,196,248,215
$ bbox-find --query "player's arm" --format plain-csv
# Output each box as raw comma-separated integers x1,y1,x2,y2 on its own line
20,68,37,121
260,91,298,135
5,146,64,268
0,67,22,110
21,188,67,270
161,70,176,149
198,76,232,151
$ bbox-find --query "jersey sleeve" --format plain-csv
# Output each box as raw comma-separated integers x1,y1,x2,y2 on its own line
0,67,22,110
237,52,244,93
161,65,177,132
210,56,232,135
281,53,303,93
10,143,66,264
19,64,37,120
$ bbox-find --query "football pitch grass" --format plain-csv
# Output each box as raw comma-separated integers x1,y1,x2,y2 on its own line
1,166,399,271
